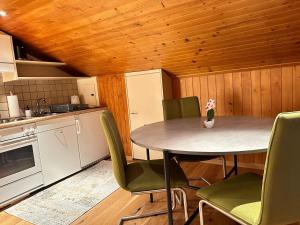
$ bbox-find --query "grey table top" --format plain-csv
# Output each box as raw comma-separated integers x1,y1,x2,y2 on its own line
131,117,275,155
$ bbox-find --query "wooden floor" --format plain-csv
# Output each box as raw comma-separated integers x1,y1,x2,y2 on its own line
0,162,299,225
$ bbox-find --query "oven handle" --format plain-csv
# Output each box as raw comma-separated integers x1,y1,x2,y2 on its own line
0,136,38,153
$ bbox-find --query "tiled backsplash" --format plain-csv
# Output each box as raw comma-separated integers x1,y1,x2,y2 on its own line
0,75,78,118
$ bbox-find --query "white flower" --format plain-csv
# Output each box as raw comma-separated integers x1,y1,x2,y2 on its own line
205,99,216,111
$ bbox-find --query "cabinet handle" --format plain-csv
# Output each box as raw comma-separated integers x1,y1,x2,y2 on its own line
130,112,138,115
75,119,81,134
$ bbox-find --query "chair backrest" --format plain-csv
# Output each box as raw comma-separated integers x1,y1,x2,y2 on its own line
162,96,200,120
180,96,201,118
259,112,300,225
99,110,127,189
162,99,181,120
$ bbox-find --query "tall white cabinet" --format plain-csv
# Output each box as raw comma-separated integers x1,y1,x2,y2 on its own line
125,69,173,159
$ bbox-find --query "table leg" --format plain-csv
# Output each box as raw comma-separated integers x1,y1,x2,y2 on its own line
184,207,199,225
233,155,238,175
163,151,173,225
223,155,239,179
146,148,154,203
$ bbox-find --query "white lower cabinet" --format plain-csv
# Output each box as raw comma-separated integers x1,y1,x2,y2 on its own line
37,116,81,186
75,111,109,168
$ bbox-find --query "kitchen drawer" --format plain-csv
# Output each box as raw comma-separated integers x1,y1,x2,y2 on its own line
36,116,75,132
0,172,43,207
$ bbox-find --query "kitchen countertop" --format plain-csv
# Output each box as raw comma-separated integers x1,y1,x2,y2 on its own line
0,107,107,129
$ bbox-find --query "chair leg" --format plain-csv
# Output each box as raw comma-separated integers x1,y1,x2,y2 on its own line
179,188,188,221
175,191,183,206
119,190,178,225
199,200,205,225
189,176,211,185
221,155,227,178
119,209,169,225
172,188,188,221
149,193,154,203
198,200,248,225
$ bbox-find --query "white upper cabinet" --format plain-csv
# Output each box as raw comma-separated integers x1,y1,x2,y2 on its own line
0,34,14,63
77,77,100,107
0,33,85,82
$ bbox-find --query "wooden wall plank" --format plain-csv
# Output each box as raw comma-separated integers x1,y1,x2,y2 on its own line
241,71,252,115
192,76,201,112
293,65,300,111
180,78,187,97
215,74,225,116
224,73,233,116
185,77,194,96
261,69,272,117
97,74,132,156
270,67,282,116
207,75,217,101
200,76,209,116
251,70,261,117
232,72,242,115
281,66,293,112
172,78,181,98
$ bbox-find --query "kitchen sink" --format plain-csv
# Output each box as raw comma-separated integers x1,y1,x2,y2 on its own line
32,112,58,117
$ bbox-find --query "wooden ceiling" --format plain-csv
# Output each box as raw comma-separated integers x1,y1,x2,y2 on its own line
1,0,300,77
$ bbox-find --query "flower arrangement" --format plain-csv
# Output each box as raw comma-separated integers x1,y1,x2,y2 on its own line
205,99,215,121
204,99,216,128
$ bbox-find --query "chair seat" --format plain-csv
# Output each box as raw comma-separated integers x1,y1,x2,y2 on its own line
125,159,188,192
196,173,262,225
175,154,219,162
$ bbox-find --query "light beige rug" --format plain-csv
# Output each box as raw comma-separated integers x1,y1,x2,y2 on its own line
6,160,119,225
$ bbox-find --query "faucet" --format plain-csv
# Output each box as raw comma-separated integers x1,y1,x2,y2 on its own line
36,98,46,115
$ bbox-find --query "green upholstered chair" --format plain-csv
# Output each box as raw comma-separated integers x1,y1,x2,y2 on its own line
99,110,189,224
180,96,201,118
162,96,227,182
197,112,300,225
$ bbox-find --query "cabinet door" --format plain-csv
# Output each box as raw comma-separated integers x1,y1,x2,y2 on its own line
126,72,164,159
77,111,109,167
37,125,81,186
0,35,14,63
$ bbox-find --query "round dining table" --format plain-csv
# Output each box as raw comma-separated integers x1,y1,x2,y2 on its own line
131,116,274,225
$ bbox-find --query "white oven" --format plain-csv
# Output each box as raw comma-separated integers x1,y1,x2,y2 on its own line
0,124,44,206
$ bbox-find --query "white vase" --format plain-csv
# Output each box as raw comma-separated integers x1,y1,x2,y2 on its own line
204,119,215,128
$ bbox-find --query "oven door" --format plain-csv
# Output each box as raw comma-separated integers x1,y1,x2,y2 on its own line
0,136,41,187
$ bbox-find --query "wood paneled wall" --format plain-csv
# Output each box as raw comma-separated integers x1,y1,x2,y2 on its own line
97,75,132,156
174,64,300,118
173,63,300,166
